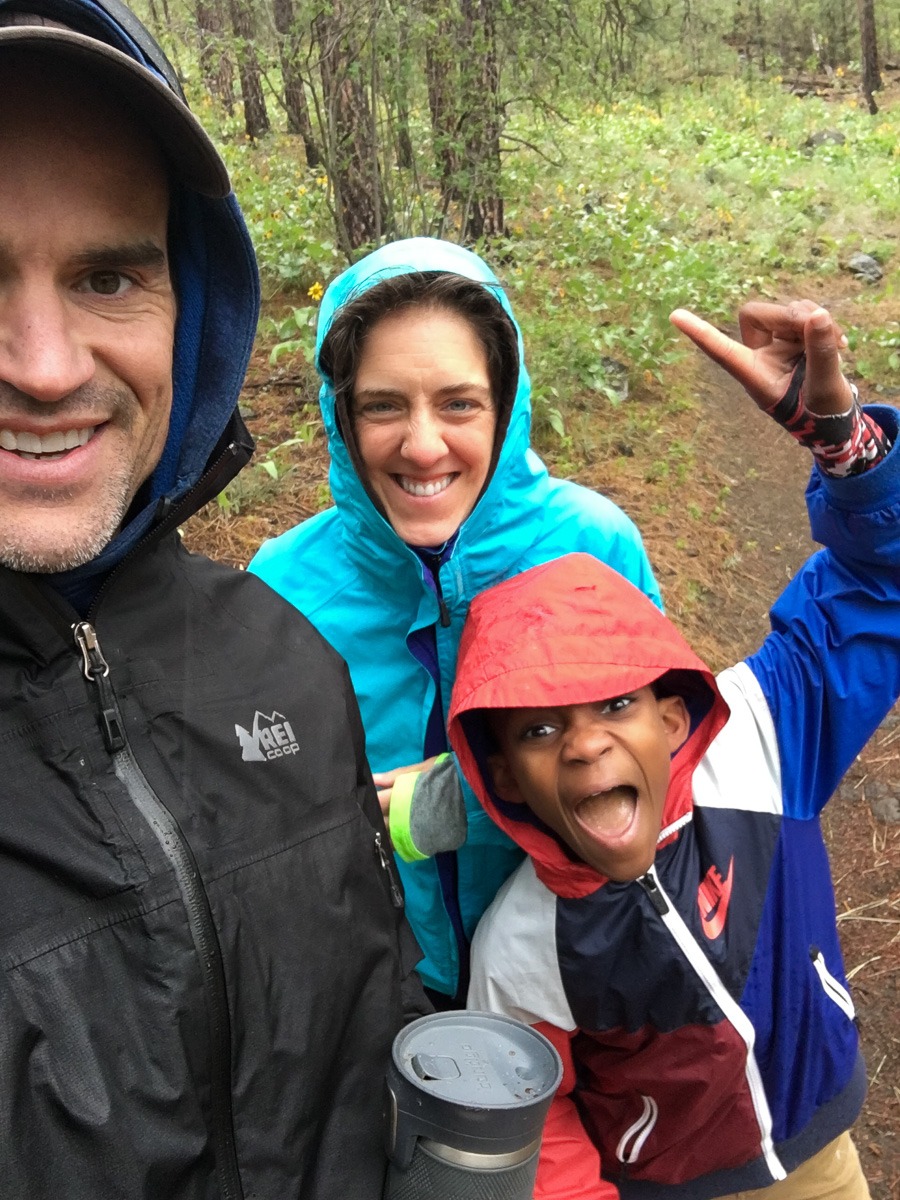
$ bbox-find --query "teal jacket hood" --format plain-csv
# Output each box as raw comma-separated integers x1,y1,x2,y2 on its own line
315,237,533,575
22,0,261,606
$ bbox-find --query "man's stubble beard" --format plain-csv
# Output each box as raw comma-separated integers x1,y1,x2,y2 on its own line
0,383,143,574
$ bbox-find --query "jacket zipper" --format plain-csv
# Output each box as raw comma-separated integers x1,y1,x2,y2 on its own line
73,621,245,1200
375,832,405,908
421,552,451,628
637,864,787,1184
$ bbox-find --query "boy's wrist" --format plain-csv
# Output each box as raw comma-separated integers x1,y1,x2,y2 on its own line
768,359,891,476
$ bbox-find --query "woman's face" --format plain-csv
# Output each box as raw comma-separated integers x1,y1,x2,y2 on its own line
351,306,497,546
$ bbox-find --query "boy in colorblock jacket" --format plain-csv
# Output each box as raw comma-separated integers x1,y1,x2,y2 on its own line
447,302,897,1200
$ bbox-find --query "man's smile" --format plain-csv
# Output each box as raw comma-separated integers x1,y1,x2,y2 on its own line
0,425,96,459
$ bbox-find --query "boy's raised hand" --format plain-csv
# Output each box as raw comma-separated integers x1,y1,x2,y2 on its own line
670,301,854,417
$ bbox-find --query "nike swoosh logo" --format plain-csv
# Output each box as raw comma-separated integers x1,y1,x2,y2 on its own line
698,855,734,940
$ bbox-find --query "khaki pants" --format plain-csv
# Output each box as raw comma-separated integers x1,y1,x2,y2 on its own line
717,1133,870,1200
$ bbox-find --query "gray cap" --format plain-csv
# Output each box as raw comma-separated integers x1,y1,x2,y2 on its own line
0,12,230,197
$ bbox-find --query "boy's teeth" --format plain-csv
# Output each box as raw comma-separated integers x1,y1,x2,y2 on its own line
0,427,94,455
399,474,452,497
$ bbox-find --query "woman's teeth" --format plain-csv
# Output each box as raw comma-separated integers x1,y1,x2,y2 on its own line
398,474,453,497
0,427,94,460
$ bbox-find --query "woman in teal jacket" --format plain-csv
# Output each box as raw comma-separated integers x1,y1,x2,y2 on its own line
250,237,660,1002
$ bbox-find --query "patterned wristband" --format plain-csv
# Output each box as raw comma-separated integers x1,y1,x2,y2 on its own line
766,355,891,477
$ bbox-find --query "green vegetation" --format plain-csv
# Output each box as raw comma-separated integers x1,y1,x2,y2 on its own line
217,74,898,465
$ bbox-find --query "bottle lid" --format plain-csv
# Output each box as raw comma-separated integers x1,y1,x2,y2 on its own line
386,1010,562,1168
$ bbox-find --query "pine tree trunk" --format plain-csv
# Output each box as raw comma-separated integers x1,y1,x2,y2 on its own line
858,0,882,113
392,21,414,170
460,0,504,241
272,0,320,165
424,2,461,198
229,0,269,140
195,0,235,113
314,5,385,252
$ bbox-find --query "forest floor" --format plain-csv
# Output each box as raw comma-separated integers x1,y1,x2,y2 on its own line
183,297,900,1195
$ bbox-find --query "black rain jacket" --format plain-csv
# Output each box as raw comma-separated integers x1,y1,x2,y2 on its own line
0,1,425,1193
0,424,424,1198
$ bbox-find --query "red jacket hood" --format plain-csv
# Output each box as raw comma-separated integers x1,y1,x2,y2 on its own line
448,553,729,898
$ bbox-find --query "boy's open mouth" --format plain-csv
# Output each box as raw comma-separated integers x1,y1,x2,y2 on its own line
575,786,638,841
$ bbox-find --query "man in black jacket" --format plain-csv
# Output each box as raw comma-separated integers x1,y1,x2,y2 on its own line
0,3,424,1196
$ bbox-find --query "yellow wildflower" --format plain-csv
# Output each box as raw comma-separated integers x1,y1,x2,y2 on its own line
308,281,324,302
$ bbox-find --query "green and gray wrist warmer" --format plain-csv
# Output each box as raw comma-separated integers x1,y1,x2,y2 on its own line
389,754,468,863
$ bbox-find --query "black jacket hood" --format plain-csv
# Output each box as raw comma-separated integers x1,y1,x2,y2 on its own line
0,0,261,604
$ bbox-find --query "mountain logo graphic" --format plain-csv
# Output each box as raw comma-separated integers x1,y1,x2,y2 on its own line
697,856,734,941
235,711,300,762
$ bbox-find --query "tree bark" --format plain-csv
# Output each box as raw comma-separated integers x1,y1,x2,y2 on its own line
858,0,882,113
459,0,504,241
272,0,320,165
424,1,461,196
313,3,386,253
195,0,235,113
229,0,269,140
391,19,415,170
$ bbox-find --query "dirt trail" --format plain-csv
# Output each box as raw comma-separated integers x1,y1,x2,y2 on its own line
692,353,816,653
694,354,900,1197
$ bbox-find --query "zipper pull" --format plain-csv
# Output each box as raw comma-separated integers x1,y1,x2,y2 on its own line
73,622,126,754
375,832,404,908
638,869,669,915
423,552,452,628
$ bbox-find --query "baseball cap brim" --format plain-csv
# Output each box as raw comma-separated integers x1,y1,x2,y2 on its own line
0,24,230,197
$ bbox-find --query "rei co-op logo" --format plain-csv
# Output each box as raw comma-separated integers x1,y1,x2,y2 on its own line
235,710,300,761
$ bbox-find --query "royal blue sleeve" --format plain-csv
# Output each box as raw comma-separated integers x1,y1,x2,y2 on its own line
744,405,900,820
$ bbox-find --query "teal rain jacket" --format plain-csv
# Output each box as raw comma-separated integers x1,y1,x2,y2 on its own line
250,238,661,996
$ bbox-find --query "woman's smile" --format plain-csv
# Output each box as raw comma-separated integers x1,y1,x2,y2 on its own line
395,472,456,498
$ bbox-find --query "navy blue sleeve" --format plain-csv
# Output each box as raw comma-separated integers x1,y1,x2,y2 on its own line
745,405,900,820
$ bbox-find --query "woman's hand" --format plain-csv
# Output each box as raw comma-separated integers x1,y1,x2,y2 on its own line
372,756,440,819
670,300,854,417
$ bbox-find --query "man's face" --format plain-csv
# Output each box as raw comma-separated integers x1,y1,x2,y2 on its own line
489,688,689,882
0,67,176,573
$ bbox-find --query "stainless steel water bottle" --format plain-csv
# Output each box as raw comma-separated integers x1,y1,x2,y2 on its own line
383,1010,562,1200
